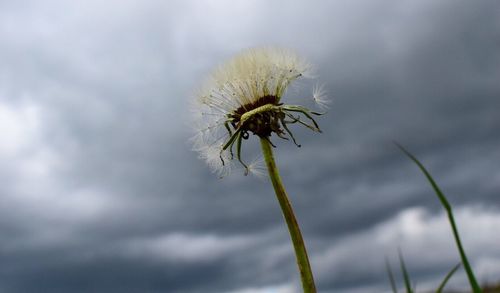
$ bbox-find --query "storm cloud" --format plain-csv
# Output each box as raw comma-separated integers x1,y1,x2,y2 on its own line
1,0,499,292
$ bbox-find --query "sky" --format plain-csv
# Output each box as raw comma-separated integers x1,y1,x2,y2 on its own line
0,0,499,292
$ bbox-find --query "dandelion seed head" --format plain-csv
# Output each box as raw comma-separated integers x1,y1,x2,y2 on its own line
198,48,311,114
191,47,325,176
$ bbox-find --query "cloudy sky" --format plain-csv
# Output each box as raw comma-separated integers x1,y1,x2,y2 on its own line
1,0,499,292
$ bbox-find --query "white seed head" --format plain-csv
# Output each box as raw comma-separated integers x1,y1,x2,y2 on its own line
191,47,320,176
198,48,310,114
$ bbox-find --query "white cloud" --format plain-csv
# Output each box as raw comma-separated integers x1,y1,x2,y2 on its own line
122,232,264,263
228,283,296,293
313,205,500,290
0,100,117,222
0,101,40,156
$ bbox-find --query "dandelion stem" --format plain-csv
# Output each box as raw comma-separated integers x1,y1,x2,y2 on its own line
260,137,316,293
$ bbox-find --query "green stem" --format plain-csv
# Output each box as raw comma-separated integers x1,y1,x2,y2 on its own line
260,137,316,293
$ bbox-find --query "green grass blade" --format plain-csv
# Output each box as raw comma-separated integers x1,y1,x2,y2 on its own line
436,263,461,293
398,249,413,293
386,257,398,293
395,143,482,293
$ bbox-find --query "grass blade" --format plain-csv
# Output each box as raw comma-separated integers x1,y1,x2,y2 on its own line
398,249,413,293
437,263,461,293
386,257,398,293
395,143,482,293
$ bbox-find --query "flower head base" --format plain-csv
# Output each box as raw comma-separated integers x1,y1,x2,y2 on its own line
192,48,327,176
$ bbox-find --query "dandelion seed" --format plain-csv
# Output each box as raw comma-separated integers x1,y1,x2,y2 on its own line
192,47,326,176
246,156,266,178
312,84,330,110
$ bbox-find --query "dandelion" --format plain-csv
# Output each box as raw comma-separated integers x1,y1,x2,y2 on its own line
192,47,326,176
192,47,327,293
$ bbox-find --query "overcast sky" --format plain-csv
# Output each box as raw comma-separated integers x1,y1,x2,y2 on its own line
1,0,499,292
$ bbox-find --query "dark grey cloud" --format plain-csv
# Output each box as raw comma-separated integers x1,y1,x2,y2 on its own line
1,0,499,292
